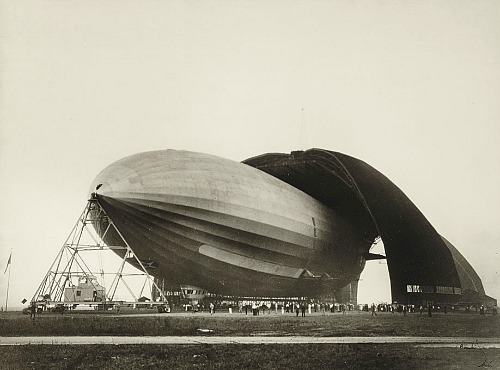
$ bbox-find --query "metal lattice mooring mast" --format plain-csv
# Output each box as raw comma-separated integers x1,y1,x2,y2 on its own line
32,197,168,310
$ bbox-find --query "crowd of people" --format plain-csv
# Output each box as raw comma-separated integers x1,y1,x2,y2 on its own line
239,301,354,316
21,300,497,318
180,300,498,317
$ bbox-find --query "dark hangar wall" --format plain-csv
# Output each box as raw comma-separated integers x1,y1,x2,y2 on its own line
244,148,486,305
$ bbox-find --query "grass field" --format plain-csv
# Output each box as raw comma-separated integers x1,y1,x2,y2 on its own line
2,343,500,369
1,310,499,369
1,310,499,337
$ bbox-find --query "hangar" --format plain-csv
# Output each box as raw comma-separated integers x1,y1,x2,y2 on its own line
244,149,495,306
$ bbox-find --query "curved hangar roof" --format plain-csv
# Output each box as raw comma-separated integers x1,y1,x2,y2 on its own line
243,148,486,303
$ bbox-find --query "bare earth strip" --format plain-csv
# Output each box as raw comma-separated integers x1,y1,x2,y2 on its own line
2,335,500,347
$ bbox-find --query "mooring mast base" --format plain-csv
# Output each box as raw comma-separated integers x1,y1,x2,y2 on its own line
31,198,169,312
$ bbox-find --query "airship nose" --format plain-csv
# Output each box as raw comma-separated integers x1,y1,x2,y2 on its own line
89,181,111,199
94,182,112,195
89,160,144,199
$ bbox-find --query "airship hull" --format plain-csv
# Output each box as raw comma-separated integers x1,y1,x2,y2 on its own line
90,150,371,298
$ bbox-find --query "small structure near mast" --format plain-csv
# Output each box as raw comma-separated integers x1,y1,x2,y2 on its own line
63,276,106,303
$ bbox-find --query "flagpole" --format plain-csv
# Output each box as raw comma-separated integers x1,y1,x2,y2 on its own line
5,262,11,312
5,250,12,312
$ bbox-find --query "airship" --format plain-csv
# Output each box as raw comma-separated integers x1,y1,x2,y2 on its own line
89,148,494,306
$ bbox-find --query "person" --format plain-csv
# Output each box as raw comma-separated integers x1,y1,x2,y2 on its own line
301,303,306,317
30,303,36,320
252,302,258,316
427,304,432,318
371,303,377,316
210,302,215,314
295,303,299,317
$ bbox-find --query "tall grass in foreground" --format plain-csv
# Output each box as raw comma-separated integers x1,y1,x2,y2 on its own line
0,311,499,337
2,344,500,369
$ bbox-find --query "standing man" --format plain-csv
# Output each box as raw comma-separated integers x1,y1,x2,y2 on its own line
30,303,36,320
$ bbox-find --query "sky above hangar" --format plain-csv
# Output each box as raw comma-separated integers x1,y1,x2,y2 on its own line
0,0,499,308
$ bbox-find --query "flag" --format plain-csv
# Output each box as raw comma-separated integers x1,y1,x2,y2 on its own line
4,252,11,274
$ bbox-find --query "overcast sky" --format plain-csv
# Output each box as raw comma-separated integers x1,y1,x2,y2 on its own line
1,0,499,308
